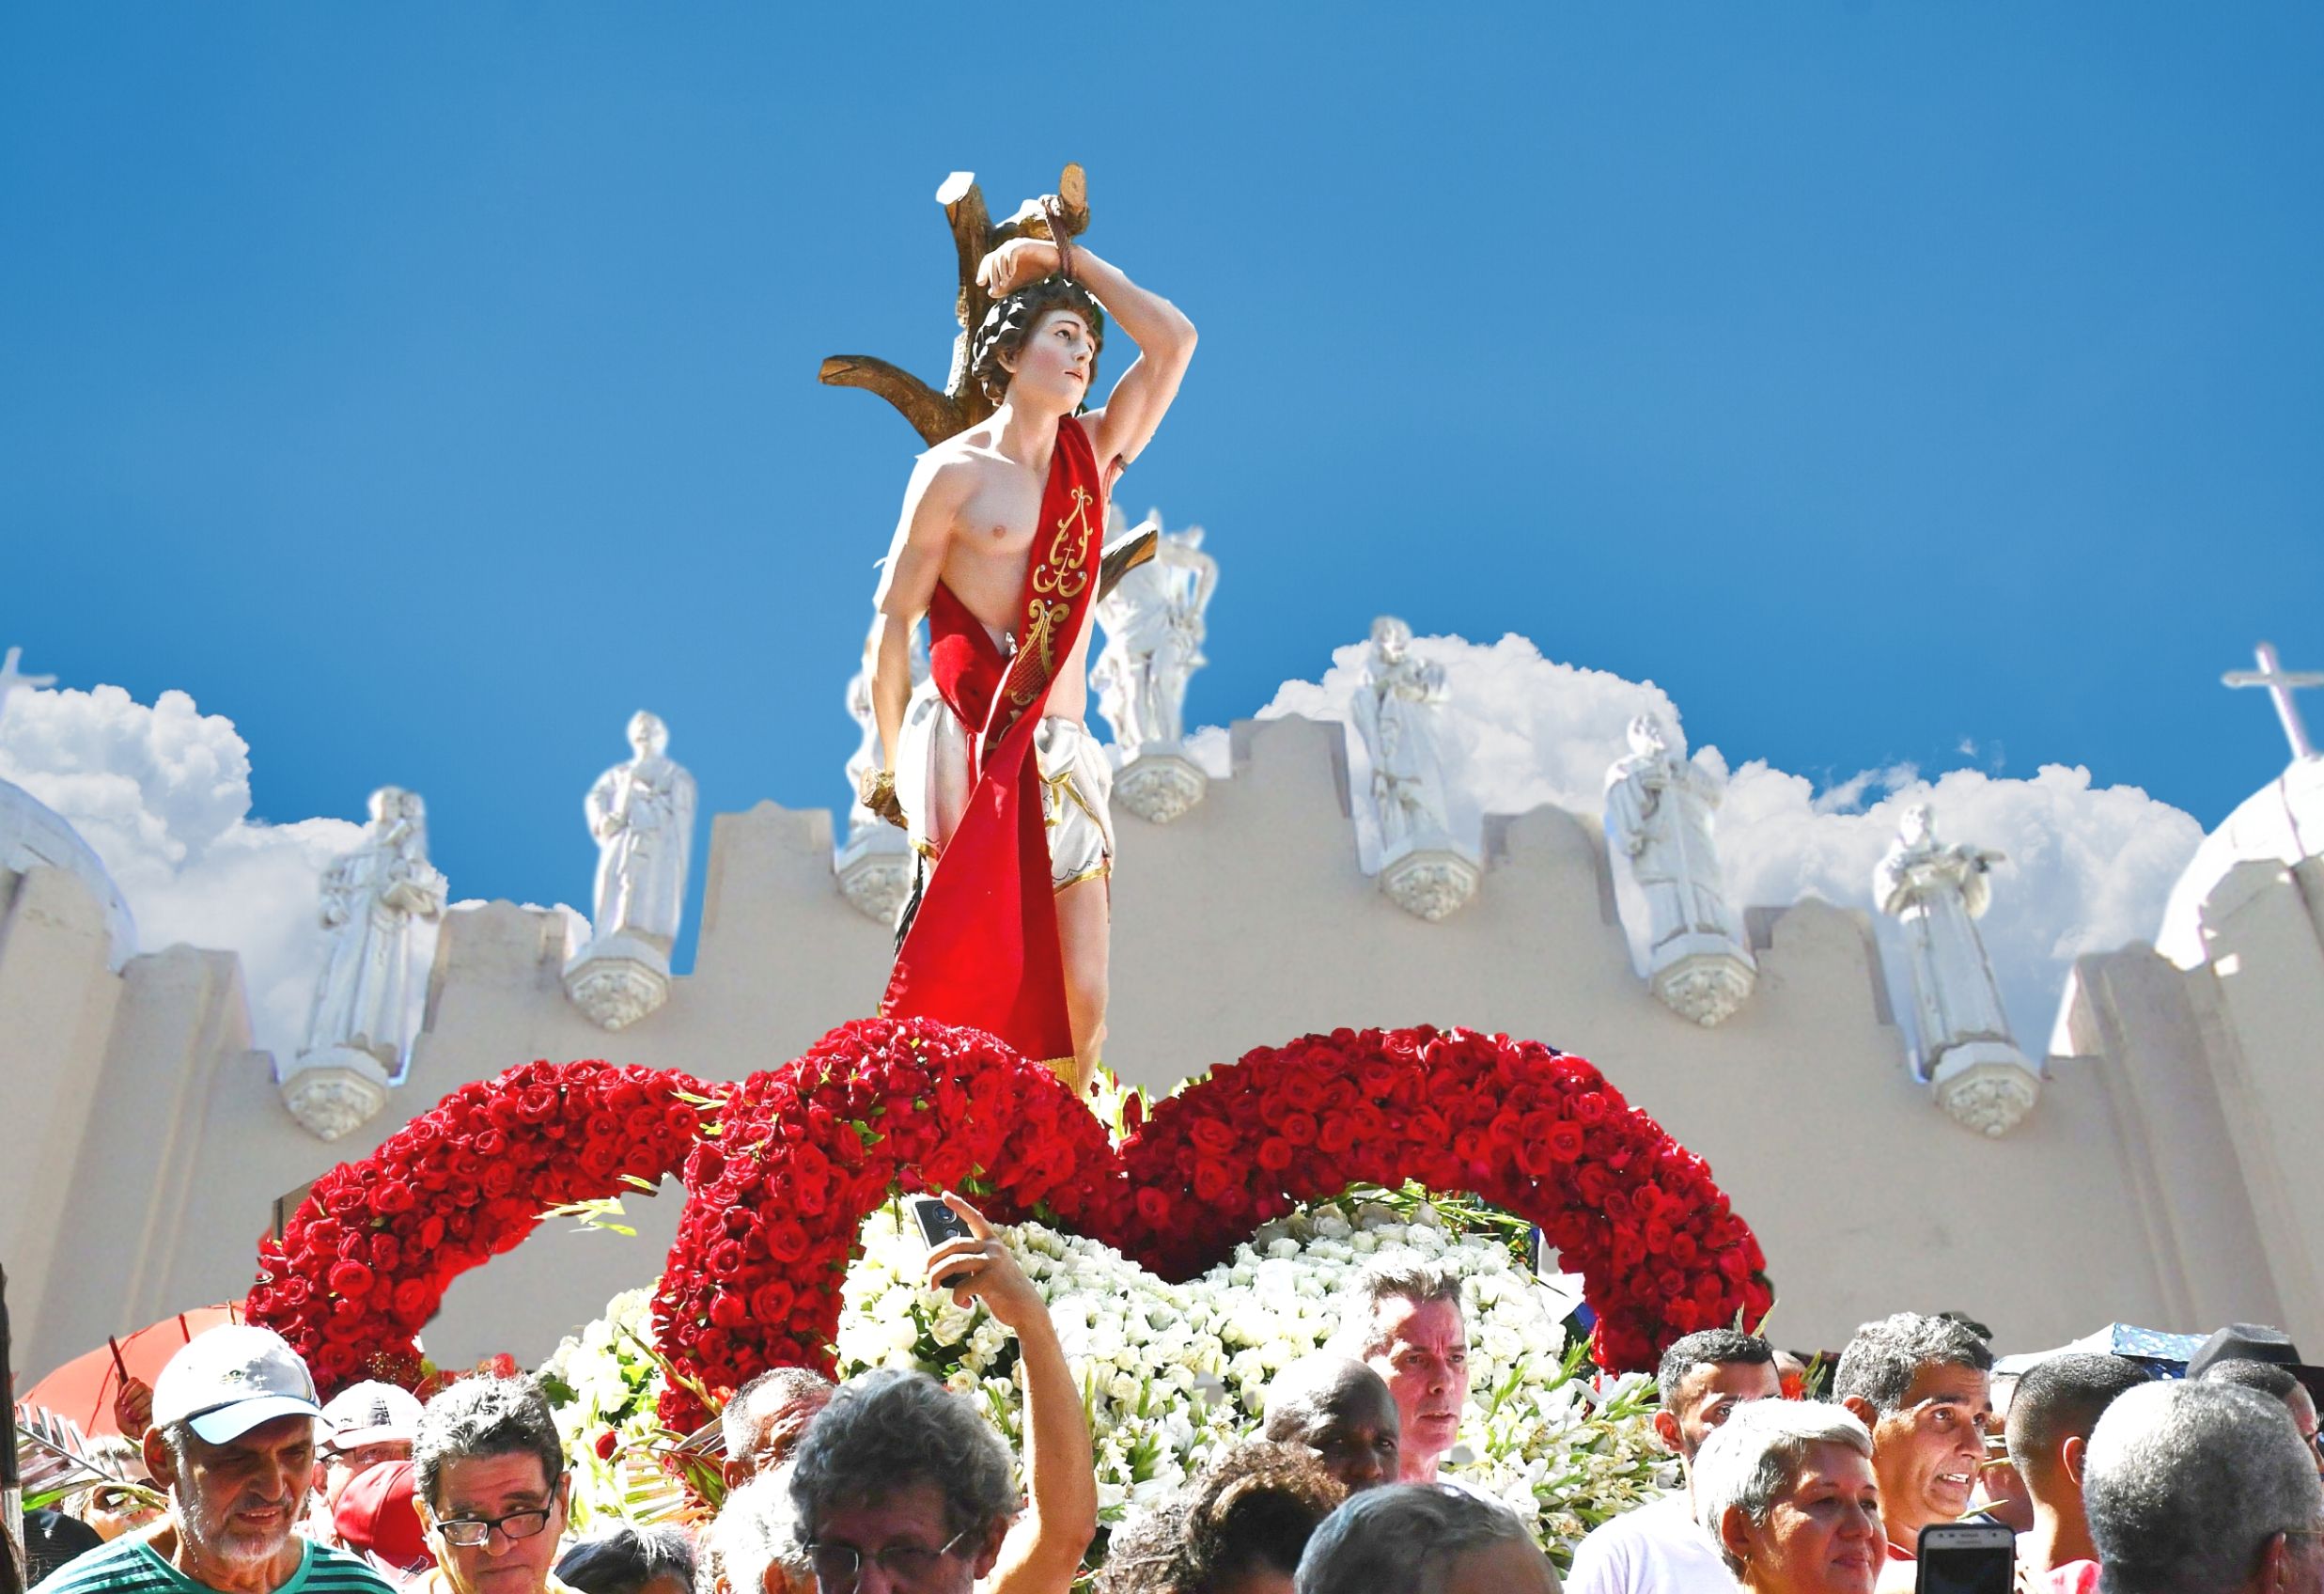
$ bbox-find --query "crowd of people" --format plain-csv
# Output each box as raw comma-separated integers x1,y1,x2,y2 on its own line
14,1196,2324,1594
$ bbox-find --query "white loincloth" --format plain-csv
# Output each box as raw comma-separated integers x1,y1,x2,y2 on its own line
895,678,1114,893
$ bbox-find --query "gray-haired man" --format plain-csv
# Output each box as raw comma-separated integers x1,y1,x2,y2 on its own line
1337,1262,1469,1484
2201,1360,2324,1478
719,1368,834,1488
1833,1311,1993,1590
2084,1380,2323,1594
34,1325,392,1594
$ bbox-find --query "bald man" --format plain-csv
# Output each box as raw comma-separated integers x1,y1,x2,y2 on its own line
1263,1357,1403,1495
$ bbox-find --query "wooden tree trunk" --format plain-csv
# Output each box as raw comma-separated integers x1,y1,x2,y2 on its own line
819,164,1090,446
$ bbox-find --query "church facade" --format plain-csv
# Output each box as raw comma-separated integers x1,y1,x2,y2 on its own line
6,704,2321,1384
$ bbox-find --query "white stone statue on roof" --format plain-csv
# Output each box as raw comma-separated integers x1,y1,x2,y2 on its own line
1604,713,1755,1025
285,785,447,1139
1093,516,1215,752
1352,617,1453,854
1093,509,1217,823
585,711,696,948
1874,803,2038,1136
566,711,696,1029
1351,617,1477,920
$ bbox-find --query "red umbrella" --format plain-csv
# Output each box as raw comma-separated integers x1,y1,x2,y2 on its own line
20,1303,244,1437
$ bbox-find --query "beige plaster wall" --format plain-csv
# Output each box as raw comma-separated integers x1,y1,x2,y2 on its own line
8,715,2320,1383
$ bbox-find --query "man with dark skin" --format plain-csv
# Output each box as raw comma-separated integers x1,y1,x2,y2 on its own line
1833,1313,1995,1594
1261,1358,1403,1494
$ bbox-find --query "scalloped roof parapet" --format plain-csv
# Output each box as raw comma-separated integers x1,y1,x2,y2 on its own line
0,775,135,968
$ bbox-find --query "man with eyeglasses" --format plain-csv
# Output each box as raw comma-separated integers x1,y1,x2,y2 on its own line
311,1383,426,1551
408,1377,580,1594
787,1195,1097,1594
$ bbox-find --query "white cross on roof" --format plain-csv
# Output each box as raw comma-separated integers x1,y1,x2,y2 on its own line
2223,641,2324,764
0,645,57,714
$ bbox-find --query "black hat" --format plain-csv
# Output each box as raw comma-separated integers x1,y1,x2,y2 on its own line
2185,1321,2301,1381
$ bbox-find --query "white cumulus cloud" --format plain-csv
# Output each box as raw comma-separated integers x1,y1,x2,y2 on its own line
1216,630,2204,1058
0,684,590,1067
0,684,365,1060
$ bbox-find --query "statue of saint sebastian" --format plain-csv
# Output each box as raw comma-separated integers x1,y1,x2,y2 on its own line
862,234,1196,1094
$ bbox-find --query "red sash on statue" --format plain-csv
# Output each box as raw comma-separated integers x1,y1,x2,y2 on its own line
881,415,1103,1070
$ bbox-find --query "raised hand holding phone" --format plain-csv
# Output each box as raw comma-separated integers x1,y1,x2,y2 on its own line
907,1191,1046,1336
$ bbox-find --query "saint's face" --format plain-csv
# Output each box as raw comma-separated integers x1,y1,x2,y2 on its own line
1004,310,1096,412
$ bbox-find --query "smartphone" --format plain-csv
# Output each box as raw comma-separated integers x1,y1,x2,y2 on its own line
1916,1523,2014,1594
905,1193,976,1288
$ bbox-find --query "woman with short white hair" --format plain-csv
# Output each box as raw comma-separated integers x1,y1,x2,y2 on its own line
1691,1401,1884,1594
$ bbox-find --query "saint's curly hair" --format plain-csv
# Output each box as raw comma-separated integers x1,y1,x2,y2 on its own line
971,275,1106,403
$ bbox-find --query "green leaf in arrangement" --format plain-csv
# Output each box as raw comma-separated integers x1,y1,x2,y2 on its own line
541,1196,640,1237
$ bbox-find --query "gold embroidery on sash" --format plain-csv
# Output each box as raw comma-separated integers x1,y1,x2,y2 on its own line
1032,488,1095,601
1014,598,1071,704
1007,486,1097,709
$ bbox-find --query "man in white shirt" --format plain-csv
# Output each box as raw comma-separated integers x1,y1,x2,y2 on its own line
1568,1329,1783,1594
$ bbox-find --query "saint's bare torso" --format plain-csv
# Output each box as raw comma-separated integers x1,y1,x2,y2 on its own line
930,428,1099,724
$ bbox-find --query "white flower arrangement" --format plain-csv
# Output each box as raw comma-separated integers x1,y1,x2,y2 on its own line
540,1194,1672,1563
538,1283,695,1530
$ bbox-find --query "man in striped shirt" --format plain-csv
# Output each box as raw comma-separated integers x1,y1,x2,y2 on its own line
34,1325,394,1594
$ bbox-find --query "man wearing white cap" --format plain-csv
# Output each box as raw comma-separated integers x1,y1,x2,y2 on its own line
311,1384,426,1549
34,1324,395,1594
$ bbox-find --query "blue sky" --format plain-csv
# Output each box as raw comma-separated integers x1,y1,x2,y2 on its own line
5,5,2320,976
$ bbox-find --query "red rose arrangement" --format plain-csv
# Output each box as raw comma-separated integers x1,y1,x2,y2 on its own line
1106,1026,1772,1372
248,1059,713,1388
649,1018,1125,1430
250,1020,1770,1411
